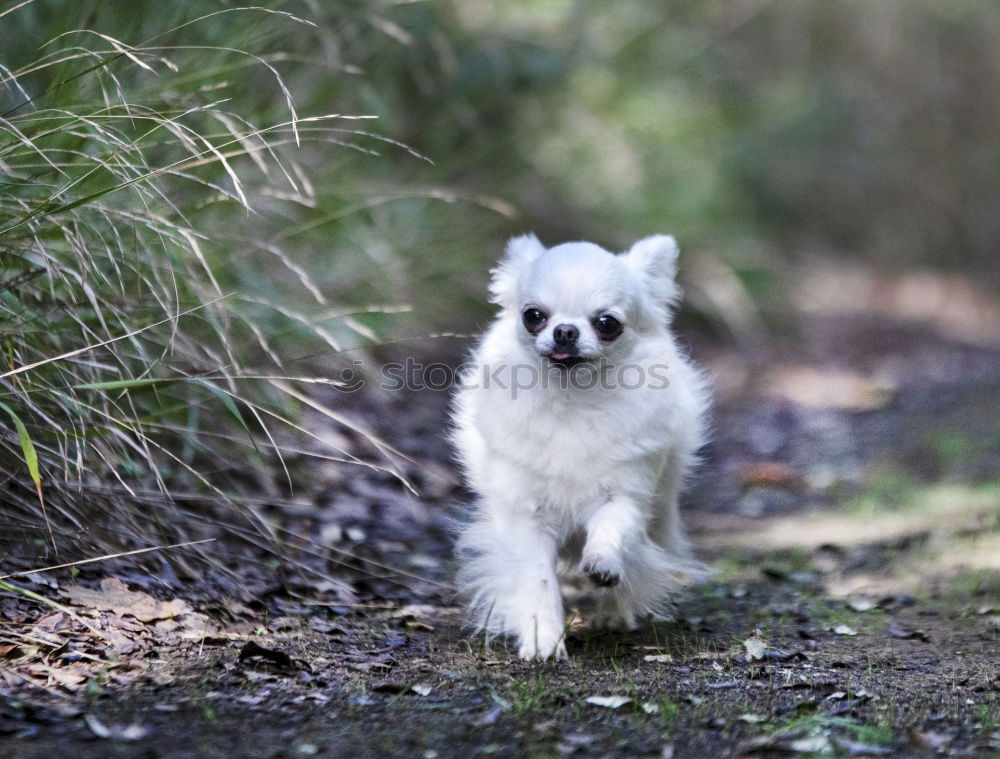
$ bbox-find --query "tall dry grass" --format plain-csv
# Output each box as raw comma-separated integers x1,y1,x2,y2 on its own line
0,4,412,575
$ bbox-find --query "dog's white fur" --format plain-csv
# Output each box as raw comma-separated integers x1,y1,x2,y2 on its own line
451,234,710,660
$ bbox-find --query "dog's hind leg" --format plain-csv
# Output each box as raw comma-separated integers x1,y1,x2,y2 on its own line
591,587,640,632
651,450,697,560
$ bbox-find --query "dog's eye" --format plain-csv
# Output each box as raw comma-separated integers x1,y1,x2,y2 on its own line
522,307,547,333
593,314,624,340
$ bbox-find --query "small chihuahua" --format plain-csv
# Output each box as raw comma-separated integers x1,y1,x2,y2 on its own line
451,234,710,659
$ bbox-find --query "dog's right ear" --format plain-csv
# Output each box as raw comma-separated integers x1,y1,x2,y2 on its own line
488,233,545,306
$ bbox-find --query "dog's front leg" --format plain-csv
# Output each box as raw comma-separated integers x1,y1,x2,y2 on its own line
581,495,644,586
459,508,567,661
580,495,646,630
505,514,567,660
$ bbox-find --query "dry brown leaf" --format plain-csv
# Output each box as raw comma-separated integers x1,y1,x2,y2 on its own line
176,612,216,641
64,578,191,622
34,612,68,633
102,629,139,655
26,663,87,690
106,614,145,632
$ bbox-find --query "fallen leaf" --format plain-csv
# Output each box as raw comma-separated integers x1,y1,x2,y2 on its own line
744,634,768,660
411,683,432,697
26,664,86,690
585,695,632,708
34,612,67,633
106,614,144,632
643,654,673,663
64,578,190,622
175,612,216,641
102,629,138,655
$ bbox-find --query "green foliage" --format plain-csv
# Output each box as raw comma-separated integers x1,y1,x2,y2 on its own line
0,3,423,561
328,1,1000,278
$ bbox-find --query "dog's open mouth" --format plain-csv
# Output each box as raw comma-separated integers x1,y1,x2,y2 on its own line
547,352,591,369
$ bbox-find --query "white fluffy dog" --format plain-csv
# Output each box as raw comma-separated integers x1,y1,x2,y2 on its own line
451,234,710,660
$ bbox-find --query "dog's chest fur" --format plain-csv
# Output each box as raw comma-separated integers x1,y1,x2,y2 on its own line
475,379,670,518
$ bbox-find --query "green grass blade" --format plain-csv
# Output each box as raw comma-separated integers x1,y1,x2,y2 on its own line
0,399,57,556
194,379,260,457
73,378,178,391
0,400,41,487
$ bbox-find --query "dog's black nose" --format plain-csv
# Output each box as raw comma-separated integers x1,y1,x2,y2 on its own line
553,324,579,346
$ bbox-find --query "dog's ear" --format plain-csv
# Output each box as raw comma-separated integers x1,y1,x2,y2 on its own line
623,234,681,310
489,233,545,306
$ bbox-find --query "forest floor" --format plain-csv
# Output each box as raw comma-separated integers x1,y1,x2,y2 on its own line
2,268,999,758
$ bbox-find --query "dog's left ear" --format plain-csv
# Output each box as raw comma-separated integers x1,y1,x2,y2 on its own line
489,233,545,306
623,234,682,310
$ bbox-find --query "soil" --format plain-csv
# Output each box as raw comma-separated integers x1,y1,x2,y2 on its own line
2,301,998,758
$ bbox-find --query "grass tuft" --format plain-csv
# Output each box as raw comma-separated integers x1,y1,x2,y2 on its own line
0,5,411,577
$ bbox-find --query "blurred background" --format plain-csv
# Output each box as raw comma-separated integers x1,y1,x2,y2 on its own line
2,0,998,568
11,0,1000,327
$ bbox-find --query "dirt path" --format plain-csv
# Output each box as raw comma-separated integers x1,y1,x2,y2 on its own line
2,314,998,758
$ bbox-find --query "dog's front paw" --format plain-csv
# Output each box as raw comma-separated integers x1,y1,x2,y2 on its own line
580,554,623,588
516,622,568,661
587,569,620,587
518,638,568,661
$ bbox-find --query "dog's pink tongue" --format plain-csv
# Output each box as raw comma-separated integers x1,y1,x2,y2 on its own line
551,352,571,360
